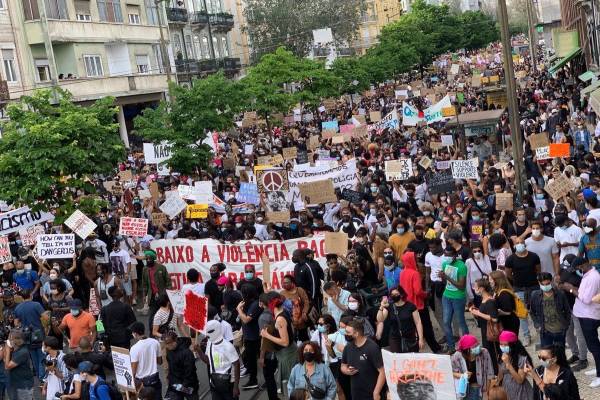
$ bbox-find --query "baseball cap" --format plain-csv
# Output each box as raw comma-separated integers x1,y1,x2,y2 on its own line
144,250,157,260
68,299,83,309
583,188,596,201
77,361,94,374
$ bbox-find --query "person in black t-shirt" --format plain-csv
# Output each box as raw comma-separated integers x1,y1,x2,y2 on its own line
341,319,386,400
504,238,540,346
507,207,532,245
205,263,225,310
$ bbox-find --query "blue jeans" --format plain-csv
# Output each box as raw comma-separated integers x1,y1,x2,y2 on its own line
466,385,481,400
442,296,469,349
540,330,566,347
28,347,44,380
514,287,535,339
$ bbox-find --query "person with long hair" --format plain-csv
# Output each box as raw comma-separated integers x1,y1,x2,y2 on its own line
376,285,424,353
525,344,580,400
488,271,520,335
469,278,501,373
341,293,375,338
326,315,353,400
287,342,337,399
485,232,512,271
497,330,533,400
450,334,495,400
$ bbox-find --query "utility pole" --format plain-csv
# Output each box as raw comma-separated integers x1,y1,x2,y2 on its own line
498,0,525,200
37,0,59,102
526,0,538,72
155,0,173,83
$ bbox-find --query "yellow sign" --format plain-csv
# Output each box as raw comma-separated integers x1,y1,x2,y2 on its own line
186,204,208,219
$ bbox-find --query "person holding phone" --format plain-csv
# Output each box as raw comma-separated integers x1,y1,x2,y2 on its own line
524,344,580,400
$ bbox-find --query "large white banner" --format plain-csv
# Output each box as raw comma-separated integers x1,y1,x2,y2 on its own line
143,141,172,164
0,207,54,236
372,109,400,131
151,236,327,290
402,95,452,126
287,159,358,204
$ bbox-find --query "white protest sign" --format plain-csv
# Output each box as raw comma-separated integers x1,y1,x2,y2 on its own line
287,159,358,205
143,141,172,163
166,289,185,315
372,109,400,131
401,102,422,126
36,234,75,259
436,161,451,170
450,159,479,179
0,236,11,264
193,181,213,204
119,217,148,238
385,159,413,181
138,189,152,199
18,225,45,246
111,347,135,391
401,95,452,126
441,135,454,146
536,146,551,160
64,210,97,239
0,206,54,236
450,63,460,74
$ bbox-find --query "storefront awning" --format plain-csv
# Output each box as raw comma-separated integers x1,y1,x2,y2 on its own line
548,47,582,74
579,70,597,82
582,80,600,95
589,88,600,114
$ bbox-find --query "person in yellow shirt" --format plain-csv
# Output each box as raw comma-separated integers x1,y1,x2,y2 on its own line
389,218,416,262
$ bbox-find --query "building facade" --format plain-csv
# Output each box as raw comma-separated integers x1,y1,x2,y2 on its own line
559,0,600,69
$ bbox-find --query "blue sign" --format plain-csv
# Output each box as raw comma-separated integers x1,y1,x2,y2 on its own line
321,120,339,132
237,183,260,205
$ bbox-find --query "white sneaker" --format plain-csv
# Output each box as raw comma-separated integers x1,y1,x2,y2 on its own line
585,368,597,376
590,377,600,388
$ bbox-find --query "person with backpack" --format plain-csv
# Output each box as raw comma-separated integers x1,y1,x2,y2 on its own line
77,361,122,400
130,322,162,400
14,289,45,380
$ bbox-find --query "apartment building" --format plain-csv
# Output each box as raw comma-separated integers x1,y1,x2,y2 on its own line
7,0,174,147
165,0,240,84
0,3,25,111
353,0,403,55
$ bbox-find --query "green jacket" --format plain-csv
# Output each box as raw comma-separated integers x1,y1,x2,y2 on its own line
142,263,172,297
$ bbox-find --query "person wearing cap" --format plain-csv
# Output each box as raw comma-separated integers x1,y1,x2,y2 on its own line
496,330,533,400
56,299,97,350
141,249,171,333
562,256,600,387
450,334,494,399
77,361,111,400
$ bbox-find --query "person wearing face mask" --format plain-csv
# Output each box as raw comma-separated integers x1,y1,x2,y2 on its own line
376,285,424,353
249,214,269,241
45,280,70,346
407,224,429,265
578,218,600,271
525,221,560,275
465,242,492,308
335,209,362,240
309,314,339,370
535,270,573,350
525,344,581,400
236,264,264,296
496,330,534,400
205,263,226,310
438,247,469,351
13,260,40,294
40,336,68,400
57,299,97,350
389,219,415,263
341,293,375,338
508,208,532,245
450,334,494,400
468,278,501,374
4,330,35,400
287,341,337,400
554,214,583,263
41,268,73,303
381,248,401,293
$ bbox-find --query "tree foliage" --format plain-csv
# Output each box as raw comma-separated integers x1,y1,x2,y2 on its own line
134,72,244,175
243,0,365,60
329,57,371,94
460,11,500,51
0,89,125,220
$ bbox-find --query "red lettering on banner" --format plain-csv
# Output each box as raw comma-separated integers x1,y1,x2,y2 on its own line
157,246,194,264
279,244,289,261
271,273,280,290
201,246,210,262
239,246,248,263
245,243,256,263
185,246,194,262
217,245,226,262
297,241,308,250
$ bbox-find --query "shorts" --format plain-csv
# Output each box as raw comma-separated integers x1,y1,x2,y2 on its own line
129,264,138,280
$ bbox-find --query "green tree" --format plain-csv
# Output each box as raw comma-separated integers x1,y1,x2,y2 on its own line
0,89,125,220
459,11,499,50
330,57,371,94
135,72,244,175
243,0,365,60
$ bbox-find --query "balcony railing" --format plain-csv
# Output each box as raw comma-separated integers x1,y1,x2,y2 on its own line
338,47,354,57
210,13,234,32
166,7,188,23
190,11,209,26
176,57,241,75
313,47,330,57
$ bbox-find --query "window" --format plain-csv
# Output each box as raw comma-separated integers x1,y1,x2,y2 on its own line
83,55,103,77
184,35,194,59
35,59,50,82
74,0,91,20
2,50,17,82
145,0,158,25
136,55,150,74
45,0,68,19
152,44,164,73
212,37,220,58
97,0,123,23
220,37,228,57
201,37,209,59
193,35,202,59
208,0,221,13
173,33,182,52
76,13,91,21
0,0,5,9
21,0,40,20
128,13,140,24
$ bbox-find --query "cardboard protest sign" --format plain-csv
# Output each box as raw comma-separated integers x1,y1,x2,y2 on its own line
549,143,570,158
385,159,413,181
151,212,167,227
256,169,289,192
324,231,349,256
111,347,136,391
264,191,289,212
332,135,346,144
369,111,382,122
19,225,45,246
166,289,185,315
440,135,454,146
529,133,550,150
430,142,443,151
299,180,337,205
545,174,575,200
138,189,151,199
159,192,187,219
341,189,363,204
0,237,11,264
184,291,208,332
426,170,455,194
185,204,208,219
36,234,75,259
118,170,133,182
237,183,260,205
450,159,479,179
89,288,100,316
0,206,54,237
382,350,456,400
419,155,432,170
495,193,514,211
535,146,551,160
471,75,481,87
283,147,298,160
118,217,148,237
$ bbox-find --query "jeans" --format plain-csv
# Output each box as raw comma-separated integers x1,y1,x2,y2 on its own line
579,318,600,376
514,287,536,339
466,385,481,400
7,387,32,400
442,296,469,349
540,330,566,347
567,316,588,360
263,355,278,400
28,347,45,380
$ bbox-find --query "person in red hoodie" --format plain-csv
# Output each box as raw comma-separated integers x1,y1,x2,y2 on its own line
400,251,442,353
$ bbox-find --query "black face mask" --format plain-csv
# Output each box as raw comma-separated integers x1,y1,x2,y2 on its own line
390,294,402,303
345,335,354,343
210,272,220,279
384,255,395,264
303,352,316,362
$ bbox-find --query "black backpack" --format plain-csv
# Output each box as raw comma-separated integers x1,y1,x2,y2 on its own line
93,381,124,400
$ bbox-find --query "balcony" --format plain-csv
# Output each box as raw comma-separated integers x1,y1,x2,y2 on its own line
313,47,330,58
338,47,354,57
221,57,241,72
209,13,234,32
190,11,209,28
180,57,241,76
166,7,188,24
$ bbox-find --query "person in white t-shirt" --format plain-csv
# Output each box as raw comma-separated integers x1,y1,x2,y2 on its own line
119,235,139,305
109,239,133,304
425,238,445,330
554,214,584,262
130,322,162,400
181,268,205,298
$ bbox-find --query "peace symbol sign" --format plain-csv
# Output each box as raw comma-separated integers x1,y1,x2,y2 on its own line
261,171,286,191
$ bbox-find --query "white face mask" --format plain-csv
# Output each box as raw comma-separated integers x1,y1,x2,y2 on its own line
473,252,482,260
347,302,359,311
532,229,542,237
585,226,594,234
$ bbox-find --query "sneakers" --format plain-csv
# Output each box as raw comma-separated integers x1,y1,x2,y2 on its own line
242,382,259,390
567,355,580,364
240,367,249,378
572,360,588,372
584,368,597,376
590,377,600,388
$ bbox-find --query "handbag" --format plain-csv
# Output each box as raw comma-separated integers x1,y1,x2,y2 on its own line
209,343,232,393
304,372,327,399
486,318,503,342
158,308,174,335
392,304,418,352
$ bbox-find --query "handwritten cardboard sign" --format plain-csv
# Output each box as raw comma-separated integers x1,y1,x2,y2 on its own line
64,210,97,239
426,170,455,195
118,217,148,237
118,170,133,182
495,192,514,211
299,180,337,205
324,231,349,256
419,155,432,170
370,111,382,122
19,225,45,246
283,147,298,160
545,174,575,200
111,347,136,391
159,192,187,219
385,159,413,181
450,159,479,179
36,234,75,259
151,212,167,227
529,133,550,150
0,236,11,264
